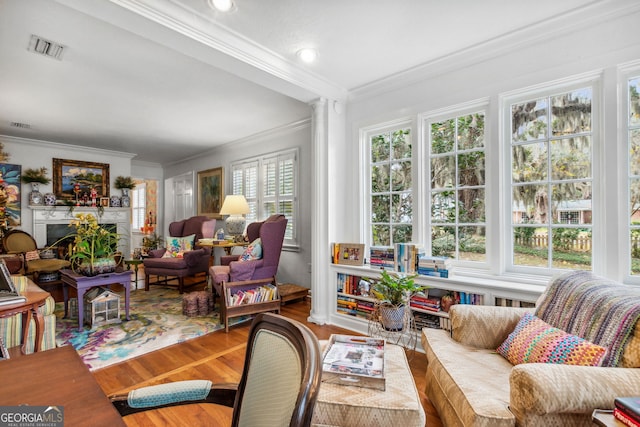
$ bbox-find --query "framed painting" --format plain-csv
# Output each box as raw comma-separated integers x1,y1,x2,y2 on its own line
197,167,223,218
53,158,110,201
0,163,21,226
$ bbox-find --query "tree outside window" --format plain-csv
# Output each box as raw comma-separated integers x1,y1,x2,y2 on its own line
510,87,593,270
428,112,486,261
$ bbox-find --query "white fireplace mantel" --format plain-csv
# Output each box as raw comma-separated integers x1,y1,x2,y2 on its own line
31,206,131,256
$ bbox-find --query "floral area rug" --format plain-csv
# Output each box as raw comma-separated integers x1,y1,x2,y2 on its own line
55,287,242,371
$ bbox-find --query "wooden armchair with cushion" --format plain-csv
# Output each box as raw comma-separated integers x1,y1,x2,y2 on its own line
143,216,216,293
2,230,70,284
110,312,322,427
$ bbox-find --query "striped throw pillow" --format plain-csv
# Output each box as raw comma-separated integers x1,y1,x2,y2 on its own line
496,312,607,366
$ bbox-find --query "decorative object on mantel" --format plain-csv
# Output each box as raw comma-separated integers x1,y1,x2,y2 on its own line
114,175,135,208
21,167,50,206
371,270,423,331
58,213,120,276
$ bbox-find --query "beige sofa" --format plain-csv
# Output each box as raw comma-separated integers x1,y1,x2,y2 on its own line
422,271,640,426
0,275,57,353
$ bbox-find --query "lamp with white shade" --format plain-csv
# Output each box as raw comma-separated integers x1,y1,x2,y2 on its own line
219,195,250,238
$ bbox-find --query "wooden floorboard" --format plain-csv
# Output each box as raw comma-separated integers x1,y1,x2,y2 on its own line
92,278,442,426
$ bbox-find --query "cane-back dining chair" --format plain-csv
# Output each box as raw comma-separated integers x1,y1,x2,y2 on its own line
110,312,322,427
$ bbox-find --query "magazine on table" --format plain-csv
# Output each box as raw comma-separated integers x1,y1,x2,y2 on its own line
0,260,26,306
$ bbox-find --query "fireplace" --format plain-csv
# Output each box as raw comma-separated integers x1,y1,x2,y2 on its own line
32,207,131,257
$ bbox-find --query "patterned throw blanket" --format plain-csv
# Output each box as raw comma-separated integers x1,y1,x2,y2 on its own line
535,270,640,367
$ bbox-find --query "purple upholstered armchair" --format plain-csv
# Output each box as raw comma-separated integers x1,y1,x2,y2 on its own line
210,214,287,300
143,216,216,293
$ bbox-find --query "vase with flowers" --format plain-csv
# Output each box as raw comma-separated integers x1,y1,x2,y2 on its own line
66,213,120,276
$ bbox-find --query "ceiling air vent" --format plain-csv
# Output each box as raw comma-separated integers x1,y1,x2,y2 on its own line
10,122,32,129
28,35,65,60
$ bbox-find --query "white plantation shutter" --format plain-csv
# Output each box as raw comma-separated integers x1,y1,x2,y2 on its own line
231,149,297,245
131,183,146,231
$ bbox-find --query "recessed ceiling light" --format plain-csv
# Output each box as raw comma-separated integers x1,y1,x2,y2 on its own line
209,0,235,12
297,48,318,64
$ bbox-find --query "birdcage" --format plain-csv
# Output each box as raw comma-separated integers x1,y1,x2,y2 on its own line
84,287,121,328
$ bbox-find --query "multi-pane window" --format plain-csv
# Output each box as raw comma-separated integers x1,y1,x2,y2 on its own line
628,76,640,276
131,183,146,231
369,128,412,246
510,87,593,271
428,112,486,261
231,149,297,244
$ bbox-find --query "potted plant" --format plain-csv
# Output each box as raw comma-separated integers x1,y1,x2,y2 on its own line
114,176,136,207
21,167,51,205
66,213,120,276
372,270,423,331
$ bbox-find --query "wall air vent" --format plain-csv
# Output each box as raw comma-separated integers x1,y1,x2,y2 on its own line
10,122,32,129
28,35,65,60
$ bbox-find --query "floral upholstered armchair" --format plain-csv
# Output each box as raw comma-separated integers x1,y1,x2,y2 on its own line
143,216,216,294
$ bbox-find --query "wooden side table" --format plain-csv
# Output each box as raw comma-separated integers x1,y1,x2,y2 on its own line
123,259,143,288
0,283,50,354
60,269,132,331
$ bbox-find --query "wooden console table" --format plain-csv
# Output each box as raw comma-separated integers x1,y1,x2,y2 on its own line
60,269,132,331
0,345,125,426
0,283,50,354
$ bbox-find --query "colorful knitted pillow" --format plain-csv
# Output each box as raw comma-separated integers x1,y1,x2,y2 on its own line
162,234,195,258
238,238,262,262
496,312,607,366
25,250,40,261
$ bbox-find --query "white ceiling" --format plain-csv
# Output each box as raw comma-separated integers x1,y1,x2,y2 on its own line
0,0,629,165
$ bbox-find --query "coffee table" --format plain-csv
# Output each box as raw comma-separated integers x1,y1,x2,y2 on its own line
313,342,426,426
60,269,132,331
0,345,125,426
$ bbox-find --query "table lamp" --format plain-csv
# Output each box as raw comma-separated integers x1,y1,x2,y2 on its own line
219,195,250,237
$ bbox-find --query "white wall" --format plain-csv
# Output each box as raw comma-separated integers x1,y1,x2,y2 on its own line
0,135,135,233
336,8,640,281
163,118,313,288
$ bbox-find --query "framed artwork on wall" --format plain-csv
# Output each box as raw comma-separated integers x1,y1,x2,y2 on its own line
53,158,110,202
0,163,21,226
197,167,223,218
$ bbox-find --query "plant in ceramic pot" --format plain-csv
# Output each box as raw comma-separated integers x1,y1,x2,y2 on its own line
114,176,136,208
21,167,51,206
372,270,424,331
67,213,120,276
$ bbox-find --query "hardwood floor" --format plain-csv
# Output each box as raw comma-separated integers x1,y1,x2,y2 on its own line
92,282,442,426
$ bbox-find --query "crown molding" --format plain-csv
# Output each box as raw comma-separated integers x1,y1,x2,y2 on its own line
348,1,640,103
0,134,137,159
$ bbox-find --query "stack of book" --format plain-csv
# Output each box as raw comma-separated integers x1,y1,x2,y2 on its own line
615,397,640,426
394,243,424,273
417,255,451,278
410,293,441,312
369,246,394,270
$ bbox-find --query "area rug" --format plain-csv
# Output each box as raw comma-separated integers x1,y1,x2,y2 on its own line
55,287,244,371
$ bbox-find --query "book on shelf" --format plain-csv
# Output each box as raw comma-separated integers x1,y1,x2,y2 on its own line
369,246,394,270
226,284,278,306
616,397,640,425
394,243,423,273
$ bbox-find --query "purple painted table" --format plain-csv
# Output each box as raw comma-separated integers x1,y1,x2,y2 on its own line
60,269,133,331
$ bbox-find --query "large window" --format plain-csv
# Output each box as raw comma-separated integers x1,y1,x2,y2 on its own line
368,127,412,246
231,149,298,245
426,111,486,262
509,86,593,271
629,75,640,276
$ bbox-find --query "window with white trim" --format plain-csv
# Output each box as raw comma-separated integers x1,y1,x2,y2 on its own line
508,85,594,271
425,110,486,262
231,149,298,245
131,183,146,231
367,126,412,247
